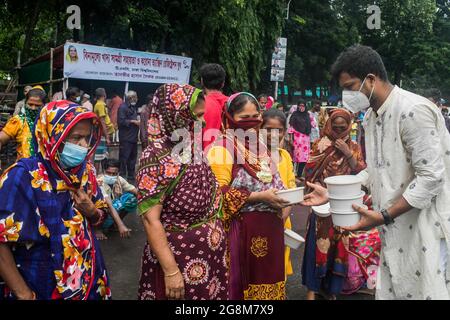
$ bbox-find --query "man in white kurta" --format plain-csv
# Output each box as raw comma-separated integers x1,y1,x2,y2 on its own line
301,45,450,300
358,85,450,299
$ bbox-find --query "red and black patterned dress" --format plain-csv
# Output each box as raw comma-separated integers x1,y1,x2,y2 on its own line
136,83,228,300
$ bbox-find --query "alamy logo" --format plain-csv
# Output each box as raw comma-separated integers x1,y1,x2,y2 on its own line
367,5,381,30
66,5,81,30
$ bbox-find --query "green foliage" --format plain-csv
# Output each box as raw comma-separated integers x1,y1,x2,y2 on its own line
0,0,448,97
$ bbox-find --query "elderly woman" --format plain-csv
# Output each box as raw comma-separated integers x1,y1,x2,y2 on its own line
0,101,111,300
301,109,380,300
136,84,228,300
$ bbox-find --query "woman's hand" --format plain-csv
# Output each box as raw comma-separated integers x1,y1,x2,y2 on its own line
259,189,291,209
334,139,352,158
72,188,97,218
301,182,329,207
281,207,292,221
164,270,185,300
15,288,36,300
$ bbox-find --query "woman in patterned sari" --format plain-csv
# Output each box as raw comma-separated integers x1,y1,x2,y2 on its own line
137,84,228,300
207,92,290,300
0,100,111,300
301,108,380,300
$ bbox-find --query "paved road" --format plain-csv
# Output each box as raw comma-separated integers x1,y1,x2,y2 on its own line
99,204,374,300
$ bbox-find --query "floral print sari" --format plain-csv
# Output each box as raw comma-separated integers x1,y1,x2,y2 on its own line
0,101,111,300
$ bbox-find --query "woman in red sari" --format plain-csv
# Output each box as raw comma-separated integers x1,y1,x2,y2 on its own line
207,92,290,300
301,108,380,300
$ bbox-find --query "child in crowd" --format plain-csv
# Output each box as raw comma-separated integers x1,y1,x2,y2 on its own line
262,108,297,278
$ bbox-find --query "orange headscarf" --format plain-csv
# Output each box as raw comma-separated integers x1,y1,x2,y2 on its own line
321,108,353,141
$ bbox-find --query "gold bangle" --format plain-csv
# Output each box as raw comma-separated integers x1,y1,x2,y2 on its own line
164,270,180,278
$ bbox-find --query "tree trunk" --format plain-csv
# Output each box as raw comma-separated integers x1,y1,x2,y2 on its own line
22,0,42,62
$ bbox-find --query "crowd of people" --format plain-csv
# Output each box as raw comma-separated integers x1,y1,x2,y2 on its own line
0,44,449,300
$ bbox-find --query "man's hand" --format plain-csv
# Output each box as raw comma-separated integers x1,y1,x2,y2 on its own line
118,223,132,239
131,120,140,126
301,182,329,207
342,204,385,232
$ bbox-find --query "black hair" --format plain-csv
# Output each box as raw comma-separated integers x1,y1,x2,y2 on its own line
228,94,260,116
66,86,80,99
257,94,268,100
146,94,153,104
262,109,287,129
199,63,226,90
106,159,120,170
297,98,306,105
426,88,441,102
197,91,205,102
95,88,106,99
26,88,47,103
331,45,389,82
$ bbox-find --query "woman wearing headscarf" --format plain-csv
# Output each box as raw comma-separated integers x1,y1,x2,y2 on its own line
207,92,290,300
301,109,380,300
0,89,46,164
288,100,317,177
0,100,111,300
136,84,228,300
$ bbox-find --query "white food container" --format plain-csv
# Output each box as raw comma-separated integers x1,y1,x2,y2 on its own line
312,202,331,218
276,187,304,205
324,175,362,198
331,205,368,227
328,191,365,213
284,229,305,249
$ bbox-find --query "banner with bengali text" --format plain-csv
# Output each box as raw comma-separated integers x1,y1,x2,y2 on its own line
63,42,192,84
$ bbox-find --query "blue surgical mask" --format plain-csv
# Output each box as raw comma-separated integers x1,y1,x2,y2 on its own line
59,142,88,168
103,175,117,185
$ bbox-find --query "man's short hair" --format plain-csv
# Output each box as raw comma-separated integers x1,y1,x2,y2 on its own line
95,88,106,99
106,159,120,170
199,63,226,90
126,90,137,99
66,86,80,99
426,88,441,103
331,45,389,82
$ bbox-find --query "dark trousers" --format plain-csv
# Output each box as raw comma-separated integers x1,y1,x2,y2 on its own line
119,141,137,181
296,162,306,177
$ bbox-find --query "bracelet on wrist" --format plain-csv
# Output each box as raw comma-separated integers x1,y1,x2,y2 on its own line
165,269,180,278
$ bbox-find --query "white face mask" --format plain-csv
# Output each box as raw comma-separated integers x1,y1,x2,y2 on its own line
342,76,375,113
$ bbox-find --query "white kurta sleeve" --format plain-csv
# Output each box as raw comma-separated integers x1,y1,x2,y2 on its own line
356,168,370,188
400,104,445,210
